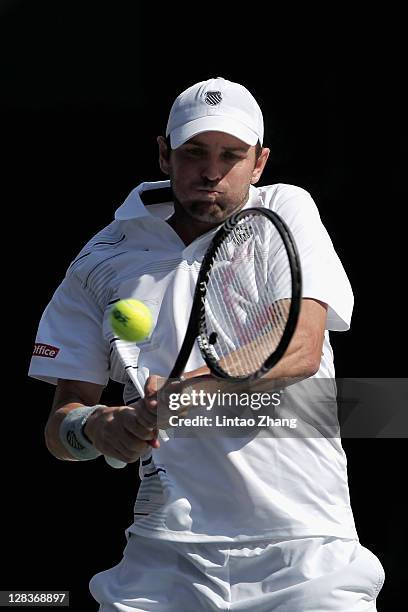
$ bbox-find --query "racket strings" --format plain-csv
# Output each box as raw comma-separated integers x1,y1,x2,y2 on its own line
203,215,293,376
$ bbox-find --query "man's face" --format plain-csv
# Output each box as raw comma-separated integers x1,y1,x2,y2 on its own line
158,131,269,226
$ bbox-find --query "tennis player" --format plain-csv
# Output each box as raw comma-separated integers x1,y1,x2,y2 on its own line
29,77,385,610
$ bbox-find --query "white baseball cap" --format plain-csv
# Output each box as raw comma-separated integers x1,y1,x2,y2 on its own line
166,77,264,149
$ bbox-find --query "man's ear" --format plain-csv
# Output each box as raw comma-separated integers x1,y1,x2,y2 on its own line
157,136,171,175
251,147,270,184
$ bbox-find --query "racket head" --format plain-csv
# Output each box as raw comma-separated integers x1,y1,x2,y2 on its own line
195,207,302,381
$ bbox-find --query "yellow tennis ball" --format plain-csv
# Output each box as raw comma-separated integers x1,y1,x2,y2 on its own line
110,299,153,342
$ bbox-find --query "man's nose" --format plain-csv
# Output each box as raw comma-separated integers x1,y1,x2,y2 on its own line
200,157,223,183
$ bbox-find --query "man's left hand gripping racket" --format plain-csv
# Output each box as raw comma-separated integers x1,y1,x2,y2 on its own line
106,207,302,468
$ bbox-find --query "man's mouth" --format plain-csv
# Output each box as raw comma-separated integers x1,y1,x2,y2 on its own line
196,189,222,197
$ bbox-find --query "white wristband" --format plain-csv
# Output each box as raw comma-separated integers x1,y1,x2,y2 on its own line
59,405,105,461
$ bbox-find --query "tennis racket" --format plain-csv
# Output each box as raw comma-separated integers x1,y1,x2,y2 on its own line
106,207,302,468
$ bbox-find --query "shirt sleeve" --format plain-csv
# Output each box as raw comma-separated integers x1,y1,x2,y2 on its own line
28,271,110,386
267,185,354,331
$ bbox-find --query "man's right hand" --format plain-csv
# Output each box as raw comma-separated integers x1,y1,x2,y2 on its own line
84,401,157,464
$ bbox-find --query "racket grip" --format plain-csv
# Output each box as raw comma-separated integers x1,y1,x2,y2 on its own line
105,434,159,469
105,456,126,469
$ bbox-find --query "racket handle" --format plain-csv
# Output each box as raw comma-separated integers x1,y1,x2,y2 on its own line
105,456,126,469
104,435,159,468
104,374,159,468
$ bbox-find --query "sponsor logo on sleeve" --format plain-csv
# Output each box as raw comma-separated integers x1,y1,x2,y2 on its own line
33,343,60,358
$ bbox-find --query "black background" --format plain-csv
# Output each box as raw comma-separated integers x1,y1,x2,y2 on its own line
1,1,406,609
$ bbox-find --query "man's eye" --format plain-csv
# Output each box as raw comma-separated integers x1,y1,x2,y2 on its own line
185,148,203,156
223,152,242,161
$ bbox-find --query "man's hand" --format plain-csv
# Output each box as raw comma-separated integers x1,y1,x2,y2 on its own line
138,370,229,430
141,375,192,430
84,402,158,464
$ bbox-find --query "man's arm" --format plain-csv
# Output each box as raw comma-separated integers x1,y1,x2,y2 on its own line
45,379,156,463
48,300,327,455
253,297,328,383
138,298,328,431
176,298,327,386
45,379,105,460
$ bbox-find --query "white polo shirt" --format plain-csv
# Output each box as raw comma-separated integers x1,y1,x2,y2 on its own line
29,180,357,543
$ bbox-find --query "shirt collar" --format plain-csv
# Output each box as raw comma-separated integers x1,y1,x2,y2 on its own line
114,180,262,221
114,180,173,221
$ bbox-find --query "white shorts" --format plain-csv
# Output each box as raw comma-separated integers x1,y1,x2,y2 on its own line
89,533,385,611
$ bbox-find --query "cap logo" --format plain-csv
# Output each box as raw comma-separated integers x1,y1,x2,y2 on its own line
204,91,222,106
